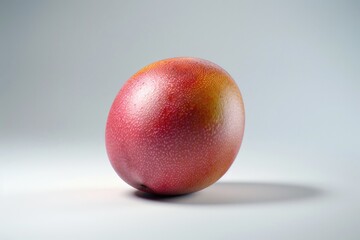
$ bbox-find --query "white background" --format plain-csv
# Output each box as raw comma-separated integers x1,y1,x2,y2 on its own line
1,1,359,239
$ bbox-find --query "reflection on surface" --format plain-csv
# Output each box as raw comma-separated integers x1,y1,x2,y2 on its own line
132,182,325,205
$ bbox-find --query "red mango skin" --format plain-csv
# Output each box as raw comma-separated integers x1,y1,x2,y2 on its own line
106,57,245,195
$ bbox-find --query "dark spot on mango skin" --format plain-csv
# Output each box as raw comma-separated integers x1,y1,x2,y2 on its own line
139,184,152,192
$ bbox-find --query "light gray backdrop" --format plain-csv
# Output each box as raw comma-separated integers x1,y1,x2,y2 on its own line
1,0,359,151
1,1,359,240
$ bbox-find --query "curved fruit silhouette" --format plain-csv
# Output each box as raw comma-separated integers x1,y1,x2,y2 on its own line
106,57,245,195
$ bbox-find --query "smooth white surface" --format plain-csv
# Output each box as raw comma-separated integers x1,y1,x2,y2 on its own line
1,140,359,240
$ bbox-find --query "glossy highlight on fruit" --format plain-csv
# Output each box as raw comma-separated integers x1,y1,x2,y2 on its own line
105,57,245,195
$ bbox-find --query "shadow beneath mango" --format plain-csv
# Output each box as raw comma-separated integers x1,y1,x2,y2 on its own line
132,182,325,205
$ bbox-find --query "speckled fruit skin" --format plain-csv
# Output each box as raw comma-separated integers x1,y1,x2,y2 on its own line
106,57,245,195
